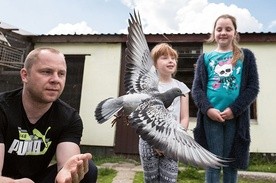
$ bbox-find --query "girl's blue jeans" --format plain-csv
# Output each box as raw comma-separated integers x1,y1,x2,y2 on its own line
203,115,238,183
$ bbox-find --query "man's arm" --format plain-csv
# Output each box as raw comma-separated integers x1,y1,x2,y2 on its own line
0,143,4,176
55,142,92,183
56,142,81,171
0,144,34,183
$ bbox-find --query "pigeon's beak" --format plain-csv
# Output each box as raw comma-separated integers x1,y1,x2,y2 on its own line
181,93,186,97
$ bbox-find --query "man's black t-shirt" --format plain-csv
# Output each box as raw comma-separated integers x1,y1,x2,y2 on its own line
0,88,83,180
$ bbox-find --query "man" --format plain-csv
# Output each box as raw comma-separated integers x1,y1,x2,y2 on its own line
0,48,97,182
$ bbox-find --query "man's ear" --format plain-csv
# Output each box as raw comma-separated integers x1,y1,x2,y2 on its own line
20,68,28,83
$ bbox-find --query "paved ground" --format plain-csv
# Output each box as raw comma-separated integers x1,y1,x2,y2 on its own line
100,162,139,183
99,162,276,183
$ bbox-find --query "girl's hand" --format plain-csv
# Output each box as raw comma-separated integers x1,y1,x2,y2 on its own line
220,107,234,120
207,108,225,122
154,149,164,156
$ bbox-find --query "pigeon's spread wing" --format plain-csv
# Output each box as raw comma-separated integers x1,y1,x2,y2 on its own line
124,11,159,94
128,98,229,169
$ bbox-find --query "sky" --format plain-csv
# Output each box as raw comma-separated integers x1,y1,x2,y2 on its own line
0,0,276,35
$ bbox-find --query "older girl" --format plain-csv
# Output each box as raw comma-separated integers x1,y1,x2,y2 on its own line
192,14,259,183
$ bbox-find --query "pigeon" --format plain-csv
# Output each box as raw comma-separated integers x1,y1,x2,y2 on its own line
94,87,184,124
94,11,230,169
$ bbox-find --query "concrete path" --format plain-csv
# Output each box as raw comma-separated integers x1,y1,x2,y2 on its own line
100,162,140,183
99,163,276,182
238,171,276,181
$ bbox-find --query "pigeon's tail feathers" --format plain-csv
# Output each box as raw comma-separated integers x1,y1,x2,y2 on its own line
95,97,123,124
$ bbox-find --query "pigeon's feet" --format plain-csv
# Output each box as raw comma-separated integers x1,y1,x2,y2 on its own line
111,114,130,127
111,115,121,127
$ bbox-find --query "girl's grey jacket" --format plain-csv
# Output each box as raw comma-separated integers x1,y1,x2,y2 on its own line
192,48,260,169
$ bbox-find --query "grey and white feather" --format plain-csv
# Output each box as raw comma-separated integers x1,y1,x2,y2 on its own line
129,97,228,169
124,12,159,94
95,11,165,123
94,11,230,169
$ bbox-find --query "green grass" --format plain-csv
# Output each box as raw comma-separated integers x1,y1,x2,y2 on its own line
248,164,276,172
133,172,144,182
95,153,276,182
133,167,275,183
97,168,117,183
94,155,140,182
94,154,140,166
176,166,205,183
248,153,276,172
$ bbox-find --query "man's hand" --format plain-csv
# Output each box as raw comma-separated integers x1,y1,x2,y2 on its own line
0,177,34,183
15,178,35,183
55,153,92,183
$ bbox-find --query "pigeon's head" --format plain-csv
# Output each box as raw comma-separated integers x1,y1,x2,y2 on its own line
162,87,185,108
170,87,185,97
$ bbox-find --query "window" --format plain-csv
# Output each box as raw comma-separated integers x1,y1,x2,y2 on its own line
0,43,23,92
172,43,202,117
0,43,24,72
